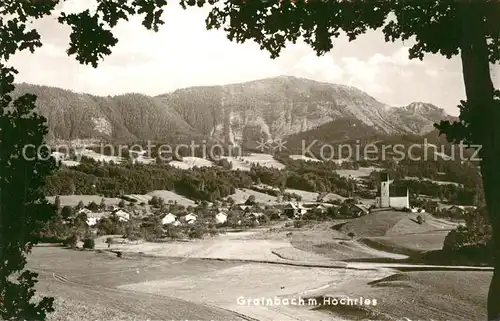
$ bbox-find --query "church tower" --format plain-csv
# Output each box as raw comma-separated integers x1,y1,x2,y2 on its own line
380,173,390,207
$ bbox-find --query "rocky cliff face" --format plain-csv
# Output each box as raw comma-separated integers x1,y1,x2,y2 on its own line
159,76,452,145
13,76,453,145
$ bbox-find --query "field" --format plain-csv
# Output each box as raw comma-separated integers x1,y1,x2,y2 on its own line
283,188,319,202
360,231,450,255
53,149,290,172
335,166,384,180
330,211,459,256
77,148,124,163
124,190,197,207
51,187,296,209
288,154,321,162
219,156,251,171
240,153,286,170
27,212,491,320
169,156,214,169
61,160,80,167
404,176,464,187
288,227,408,262
230,188,278,204
46,195,123,207
30,233,379,321
47,189,197,208
30,248,247,321
222,153,286,171
339,211,456,237
318,270,490,320
323,192,347,202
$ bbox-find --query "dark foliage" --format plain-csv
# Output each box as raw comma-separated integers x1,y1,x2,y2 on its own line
82,238,95,249
61,205,74,220
0,67,58,318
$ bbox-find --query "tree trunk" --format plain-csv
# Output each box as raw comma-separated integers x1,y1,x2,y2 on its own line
459,4,499,320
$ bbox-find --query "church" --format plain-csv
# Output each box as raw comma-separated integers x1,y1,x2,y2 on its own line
375,173,409,209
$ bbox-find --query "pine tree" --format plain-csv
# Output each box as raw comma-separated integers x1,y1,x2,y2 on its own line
55,196,61,216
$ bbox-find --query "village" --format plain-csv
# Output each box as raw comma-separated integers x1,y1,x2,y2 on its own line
53,172,476,248
32,169,489,321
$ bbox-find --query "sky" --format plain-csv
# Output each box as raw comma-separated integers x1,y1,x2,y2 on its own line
8,0,500,116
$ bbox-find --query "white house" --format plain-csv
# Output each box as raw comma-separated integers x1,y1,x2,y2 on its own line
86,216,99,227
238,205,252,212
249,212,264,219
310,204,329,214
85,212,106,226
112,209,130,222
77,208,93,216
183,213,197,224
161,213,177,225
375,174,409,209
283,202,308,218
215,212,228,224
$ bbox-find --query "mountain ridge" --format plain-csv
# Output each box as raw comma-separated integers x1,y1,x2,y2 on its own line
12,76,454,145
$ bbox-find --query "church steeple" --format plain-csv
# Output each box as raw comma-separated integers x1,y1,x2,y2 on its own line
380,173,390,207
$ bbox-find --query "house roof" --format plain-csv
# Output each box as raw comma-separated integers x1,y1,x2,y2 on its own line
302,203,322,209
350,204,369,213
449,205,477,211
162,213,176,218
86,211,109,219
284,202,306,210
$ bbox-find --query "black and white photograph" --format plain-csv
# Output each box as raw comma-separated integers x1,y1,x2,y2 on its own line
1,1,500,320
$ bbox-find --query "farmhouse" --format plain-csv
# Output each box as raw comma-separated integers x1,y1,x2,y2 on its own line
111,208,130,222
238,205,252,212
215,212,228,224
85,212,107,226
183,213,197,224
375,173,409,209
314,204,328,214
249,212,264,219
77,208,93,216
161,213,177,225
302,203,331,214
346,204,369,217
447,205,477,215
283,202,308,218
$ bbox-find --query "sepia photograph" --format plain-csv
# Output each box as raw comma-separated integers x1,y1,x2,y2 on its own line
1,0,500,320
